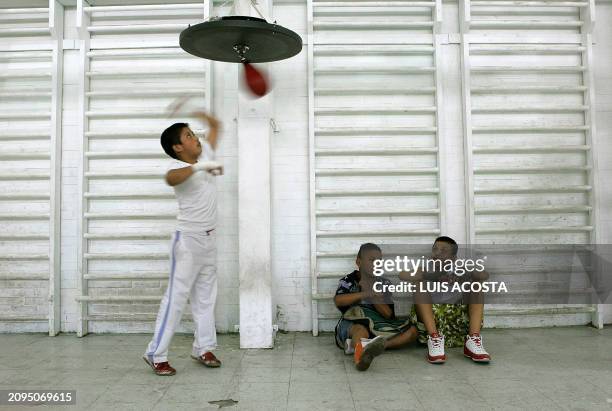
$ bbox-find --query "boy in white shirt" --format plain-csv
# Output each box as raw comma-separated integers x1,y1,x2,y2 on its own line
401,236,492,364
143,112,224,376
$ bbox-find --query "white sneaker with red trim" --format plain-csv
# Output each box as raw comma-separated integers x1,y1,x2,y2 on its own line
464,333,491,363
426,332,446,364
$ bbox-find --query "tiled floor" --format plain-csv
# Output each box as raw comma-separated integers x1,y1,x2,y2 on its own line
1,326,611,410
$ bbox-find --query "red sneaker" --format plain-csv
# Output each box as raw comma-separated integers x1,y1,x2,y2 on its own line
464,333,491,363
191,351,222,368
426,332,446,364
143,356,176,376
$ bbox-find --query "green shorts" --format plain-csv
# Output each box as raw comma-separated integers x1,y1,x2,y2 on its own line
410,304,471,348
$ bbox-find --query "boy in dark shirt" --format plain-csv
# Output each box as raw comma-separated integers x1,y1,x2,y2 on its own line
334,243,417,371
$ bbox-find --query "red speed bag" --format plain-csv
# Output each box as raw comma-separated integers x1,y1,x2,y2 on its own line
243,62,269,97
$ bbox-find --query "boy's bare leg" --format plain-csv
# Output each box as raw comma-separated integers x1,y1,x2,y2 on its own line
414,284,437,335
349,324,370,348
415,303,438,335
411,273,438,335
468,303,484,335
466,271,487,335
384,326,418,350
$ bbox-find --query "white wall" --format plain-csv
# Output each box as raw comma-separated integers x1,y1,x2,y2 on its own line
593,2,612,323
272,0,612,329
1,0,611,334
270,1,312,331
276,0,612,330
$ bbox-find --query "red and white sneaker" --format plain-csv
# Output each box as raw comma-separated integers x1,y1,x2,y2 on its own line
191,351,222,368
143,355,176,376
426,332,446,364
464,333,491,363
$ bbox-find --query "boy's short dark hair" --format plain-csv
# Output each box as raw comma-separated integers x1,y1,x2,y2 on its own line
434,236,458,255
357,243,381,258
160,122,189,159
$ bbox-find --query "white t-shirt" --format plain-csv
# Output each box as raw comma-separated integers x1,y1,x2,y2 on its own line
168,140,217,233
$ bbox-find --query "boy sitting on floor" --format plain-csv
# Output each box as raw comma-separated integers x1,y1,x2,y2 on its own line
401,236,491,364
334,243,418,371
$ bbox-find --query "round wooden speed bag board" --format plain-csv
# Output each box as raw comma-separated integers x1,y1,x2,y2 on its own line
179,16,303,63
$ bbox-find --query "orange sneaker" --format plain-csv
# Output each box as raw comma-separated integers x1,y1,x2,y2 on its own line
354,336,385,371
353,341,364,365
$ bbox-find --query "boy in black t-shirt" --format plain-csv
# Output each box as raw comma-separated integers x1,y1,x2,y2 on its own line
334,243,417,371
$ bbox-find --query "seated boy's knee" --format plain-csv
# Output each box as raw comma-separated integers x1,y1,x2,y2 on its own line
471,270,489,282
350,324,368,337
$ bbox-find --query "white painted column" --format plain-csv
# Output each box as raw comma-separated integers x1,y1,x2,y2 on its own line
49,0,64,336
237,0,274,348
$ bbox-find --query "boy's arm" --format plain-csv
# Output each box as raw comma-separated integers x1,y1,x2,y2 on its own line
165,161,223,186
399,268,424,282
367,284,394,319
358,278,395,319
334,288,394,319
193,111,220,150
334,292,366,309
371,302,394,320
166,166,194,186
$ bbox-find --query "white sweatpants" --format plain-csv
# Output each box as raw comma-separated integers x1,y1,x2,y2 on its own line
145,230,218,363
